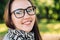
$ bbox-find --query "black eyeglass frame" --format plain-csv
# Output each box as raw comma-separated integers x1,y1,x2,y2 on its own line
11,6,36,18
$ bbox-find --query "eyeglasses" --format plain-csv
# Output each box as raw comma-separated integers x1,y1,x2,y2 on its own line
12,6,36,18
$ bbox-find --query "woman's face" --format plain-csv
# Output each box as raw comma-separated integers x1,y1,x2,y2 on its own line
11,0,36,32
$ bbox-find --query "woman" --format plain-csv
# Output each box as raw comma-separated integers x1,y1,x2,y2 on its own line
3,0,42,40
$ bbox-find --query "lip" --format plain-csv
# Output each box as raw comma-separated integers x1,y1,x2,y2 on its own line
22,20,32,25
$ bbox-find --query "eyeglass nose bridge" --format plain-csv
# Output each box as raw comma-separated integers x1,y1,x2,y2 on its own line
24,9,30,16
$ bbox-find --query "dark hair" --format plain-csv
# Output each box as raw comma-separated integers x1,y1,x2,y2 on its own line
4,0,42,40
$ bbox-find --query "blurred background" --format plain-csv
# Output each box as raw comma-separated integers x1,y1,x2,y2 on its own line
0,0,60,40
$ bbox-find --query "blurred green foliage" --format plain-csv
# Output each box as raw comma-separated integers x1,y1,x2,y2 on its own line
0,0,8,23
32,0,60,22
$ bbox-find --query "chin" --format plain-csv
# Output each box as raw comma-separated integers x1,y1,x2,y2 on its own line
23,28,32,32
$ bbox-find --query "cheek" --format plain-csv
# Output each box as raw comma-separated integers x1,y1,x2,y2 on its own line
11,14,22,26
32,15,36,22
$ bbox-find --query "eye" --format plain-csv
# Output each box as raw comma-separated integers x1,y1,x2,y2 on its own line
15,10,23,14
27,8,33,12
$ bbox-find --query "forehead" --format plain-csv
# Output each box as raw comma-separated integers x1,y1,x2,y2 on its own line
11,0,32,12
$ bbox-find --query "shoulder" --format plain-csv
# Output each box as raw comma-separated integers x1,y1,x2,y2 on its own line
3,33,9,40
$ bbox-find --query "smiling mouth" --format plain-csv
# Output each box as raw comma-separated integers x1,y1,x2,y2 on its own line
22,20,32,25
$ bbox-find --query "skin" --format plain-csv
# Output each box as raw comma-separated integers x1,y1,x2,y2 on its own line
11,0,36,32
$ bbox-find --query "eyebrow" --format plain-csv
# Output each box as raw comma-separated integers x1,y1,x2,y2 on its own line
12,6,33,13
